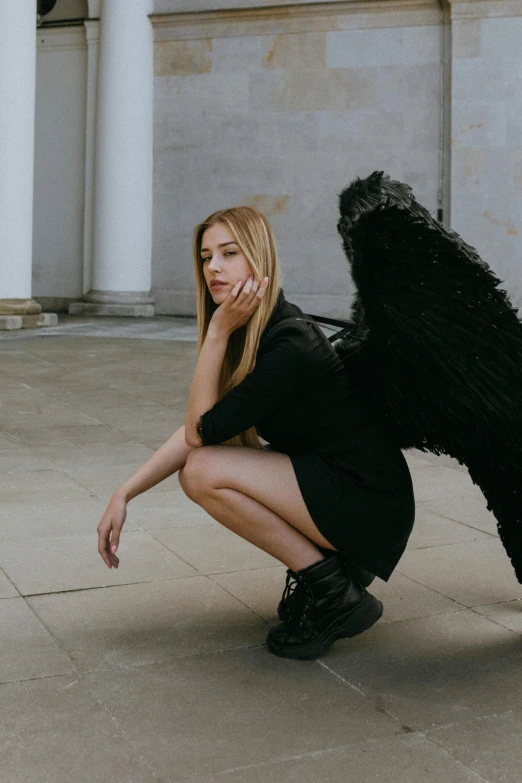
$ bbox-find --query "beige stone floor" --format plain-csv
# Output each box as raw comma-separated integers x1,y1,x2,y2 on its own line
1,319,521,783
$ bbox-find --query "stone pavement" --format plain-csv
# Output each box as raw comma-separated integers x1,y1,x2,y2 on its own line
0,317,521,783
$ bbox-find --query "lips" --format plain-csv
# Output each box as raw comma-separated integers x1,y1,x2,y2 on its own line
210,281,226,289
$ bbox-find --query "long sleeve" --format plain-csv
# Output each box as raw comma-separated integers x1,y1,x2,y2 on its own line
197,321,317,445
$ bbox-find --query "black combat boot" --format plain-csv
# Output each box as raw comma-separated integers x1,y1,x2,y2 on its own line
267,554,383,660
277,548,375,623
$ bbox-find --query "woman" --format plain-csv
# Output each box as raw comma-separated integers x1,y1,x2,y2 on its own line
97,206,415,660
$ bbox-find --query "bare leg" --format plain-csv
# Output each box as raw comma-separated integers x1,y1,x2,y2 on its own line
179,446,337,572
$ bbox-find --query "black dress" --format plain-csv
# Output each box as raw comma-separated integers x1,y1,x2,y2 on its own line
197,289,415,581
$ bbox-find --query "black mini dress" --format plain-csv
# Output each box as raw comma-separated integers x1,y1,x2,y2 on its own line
198,289,415,581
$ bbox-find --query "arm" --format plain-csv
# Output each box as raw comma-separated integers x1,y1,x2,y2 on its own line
185,275,269,447
197,321,316,446
118,425,193,502
185,328,228,447
97,425,192,569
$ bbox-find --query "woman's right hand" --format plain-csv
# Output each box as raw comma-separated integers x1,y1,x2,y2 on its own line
97,491,127,569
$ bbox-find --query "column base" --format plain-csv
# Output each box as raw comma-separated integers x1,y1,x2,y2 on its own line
68,289,155,317
0,313,58,331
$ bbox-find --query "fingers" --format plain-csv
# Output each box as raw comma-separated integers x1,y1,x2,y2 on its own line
231,279,243,297
97,524,121,569
97,526,112,569
246,276,268,307
233,276,268,306
111,529,120,554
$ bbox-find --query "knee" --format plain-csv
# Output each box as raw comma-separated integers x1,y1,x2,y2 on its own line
178,447,216,502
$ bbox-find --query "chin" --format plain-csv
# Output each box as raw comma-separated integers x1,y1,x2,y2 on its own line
210,288,227,303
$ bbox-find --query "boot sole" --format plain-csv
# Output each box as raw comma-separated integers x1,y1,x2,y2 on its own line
267,594,383,661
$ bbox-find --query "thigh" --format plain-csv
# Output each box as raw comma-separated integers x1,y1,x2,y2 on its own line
182,445,336,550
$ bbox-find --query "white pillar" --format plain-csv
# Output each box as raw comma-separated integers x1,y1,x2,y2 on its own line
71,0,154,317
0,1,37,303
82,20,101,296
0,0,57,330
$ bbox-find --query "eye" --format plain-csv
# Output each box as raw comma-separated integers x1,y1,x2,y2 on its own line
224,251,236,257
201,257,211,263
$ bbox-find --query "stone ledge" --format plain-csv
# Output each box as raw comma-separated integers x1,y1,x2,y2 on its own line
0,313,58,331
448,0,522,19
68,302,155,317
152,0,441,41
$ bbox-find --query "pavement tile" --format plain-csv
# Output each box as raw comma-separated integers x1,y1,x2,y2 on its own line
428,710,522,783
409,465,484,502
212,566,288,621
472,599,522,635
151,524,281,574
419,452,469,473
397,538,521,606
408,508,493,549
0,497,139,541
1,401,100,430
0,530,197,595
84,647,399,781
60,463,179,500
0,569,19,599
28,576,269,671
0,598,74,683
114,419,185,448
372,571,463,622
4,424,132,447
0,432,24,449
29,439,156,470
0,448,55,473
403,449,435,468
0,675,156,783
421,494,499,535
127,490,216,530
324,609,522,731
128,487,194,508
186,734,487,783
86,403,177,431
0,469,93,502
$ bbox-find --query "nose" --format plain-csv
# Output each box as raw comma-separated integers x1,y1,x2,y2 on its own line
207,254,221,272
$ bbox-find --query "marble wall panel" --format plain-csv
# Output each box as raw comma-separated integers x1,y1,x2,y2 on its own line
452,19,481,58
326,25,440,68
451,11,522,310
154,39,212,76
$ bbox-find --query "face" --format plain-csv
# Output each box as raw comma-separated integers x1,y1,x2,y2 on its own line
200,222,253,305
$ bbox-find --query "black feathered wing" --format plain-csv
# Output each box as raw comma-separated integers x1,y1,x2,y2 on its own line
333,172,522,582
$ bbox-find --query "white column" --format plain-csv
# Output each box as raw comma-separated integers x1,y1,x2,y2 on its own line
0,1,37,304
82,20,101,296
71,0,154,317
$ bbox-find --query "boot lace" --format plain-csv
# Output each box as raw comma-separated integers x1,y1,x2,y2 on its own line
280,569,300,614
284,573,315,640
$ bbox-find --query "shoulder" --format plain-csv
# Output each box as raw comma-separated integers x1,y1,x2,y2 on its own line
257,318,326,380
260,316,316,352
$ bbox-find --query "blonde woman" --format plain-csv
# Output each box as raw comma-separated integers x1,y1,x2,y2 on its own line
97,206,415,660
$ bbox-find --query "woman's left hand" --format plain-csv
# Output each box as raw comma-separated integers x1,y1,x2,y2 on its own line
209,276,269,338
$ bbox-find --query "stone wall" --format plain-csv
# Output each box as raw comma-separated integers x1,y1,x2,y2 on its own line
31,0,522,317
450,0,522,310
151,1,443,316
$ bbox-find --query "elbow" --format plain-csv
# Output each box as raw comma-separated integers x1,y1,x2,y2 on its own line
185,430,201,448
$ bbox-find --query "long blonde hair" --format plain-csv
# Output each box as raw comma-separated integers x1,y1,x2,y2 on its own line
193,206,282,448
